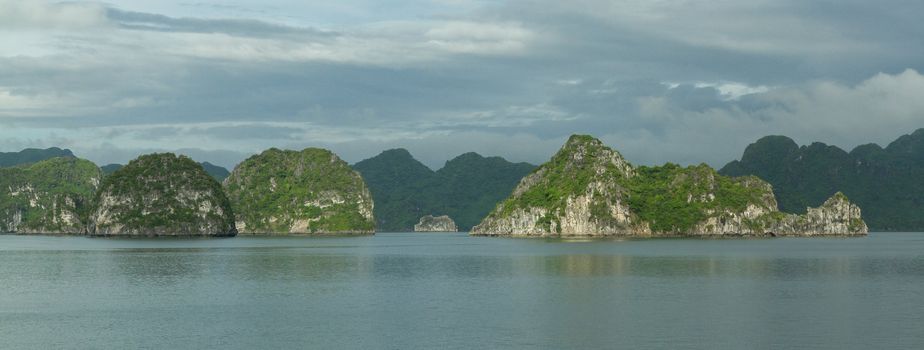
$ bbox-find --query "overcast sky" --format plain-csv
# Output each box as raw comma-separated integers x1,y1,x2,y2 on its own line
1,0,923,169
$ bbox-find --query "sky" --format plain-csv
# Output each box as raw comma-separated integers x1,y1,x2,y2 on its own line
1,0,923,170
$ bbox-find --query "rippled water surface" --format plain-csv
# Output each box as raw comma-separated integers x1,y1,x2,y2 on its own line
1,232,923,349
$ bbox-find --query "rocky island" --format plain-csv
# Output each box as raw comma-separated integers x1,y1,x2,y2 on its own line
90,153,236,237
472,135,868,237
414,215,458,232
1,157,102,234
224,148,375,235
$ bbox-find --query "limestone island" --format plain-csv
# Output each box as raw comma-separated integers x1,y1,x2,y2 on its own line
472,135,868,238
414,215,458,232
90,153,237,237
224,148,375,235
1,157,102,234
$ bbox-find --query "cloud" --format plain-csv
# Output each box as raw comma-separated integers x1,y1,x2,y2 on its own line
0,0,107,29
690,82,771,101
106,8,337,38
521,0,877,57
604,69,924,167
0,0,923,171
423,20,533,54
420,103,578,129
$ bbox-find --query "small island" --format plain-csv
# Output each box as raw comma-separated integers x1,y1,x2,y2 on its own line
224,148,375,235
1,157,101,234
472,135,868,237
414,215,458,232
90,153,237,237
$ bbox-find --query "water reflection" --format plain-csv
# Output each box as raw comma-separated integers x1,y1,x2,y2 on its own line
3,234,923,349
104,249,212,286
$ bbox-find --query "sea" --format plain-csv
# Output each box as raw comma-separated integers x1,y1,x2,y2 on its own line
1,232,922,349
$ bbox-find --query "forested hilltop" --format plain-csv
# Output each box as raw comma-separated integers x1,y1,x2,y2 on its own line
91,153,236,236
0,146,373,236
720,129,924,231
353,149,535,231
0,157,102,234
101,161,230,182
473,135,867,237
224,148,375,235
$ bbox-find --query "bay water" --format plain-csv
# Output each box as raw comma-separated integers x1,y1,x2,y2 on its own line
1,232,922,349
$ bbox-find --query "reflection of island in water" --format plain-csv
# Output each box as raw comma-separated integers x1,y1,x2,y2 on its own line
96,244,863,286
503,253,859,279
105,248,212,285
2,232,922,350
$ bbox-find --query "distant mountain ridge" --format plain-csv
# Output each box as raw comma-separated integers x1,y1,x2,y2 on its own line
720,129,924,231
0,147,231,182
199,162,231,182
353,149,536,231
0,147,75,167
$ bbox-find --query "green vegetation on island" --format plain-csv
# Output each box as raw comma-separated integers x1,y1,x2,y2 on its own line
0,157,102,233
625,164,770,232
353,149,535,231
91,153,236,236
720,129,924,231
100,161,230,182
474,135,866,237
224,148,375,235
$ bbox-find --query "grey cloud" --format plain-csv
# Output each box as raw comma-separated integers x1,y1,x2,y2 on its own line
75,144,250,170
2,0,924,171
188,125,304,140
106,8,338,39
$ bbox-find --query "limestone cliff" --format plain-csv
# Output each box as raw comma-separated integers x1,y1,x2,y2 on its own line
0,157,101,234
472,135,868,237
414,215,458,232
90,153,236,237
224,148,375,235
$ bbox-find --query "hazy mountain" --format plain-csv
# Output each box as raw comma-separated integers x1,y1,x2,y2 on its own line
353,149,535,231
200,162,231,182
100,164,124,176
720,129,924,231
0,148,75,168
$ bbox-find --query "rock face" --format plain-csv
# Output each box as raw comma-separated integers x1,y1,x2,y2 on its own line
90,153,236,237
0,157,101,234
472,135,868,238
224,148,375,235
414,215,458,232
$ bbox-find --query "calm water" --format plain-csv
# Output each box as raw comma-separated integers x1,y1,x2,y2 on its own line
1,232,923,349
